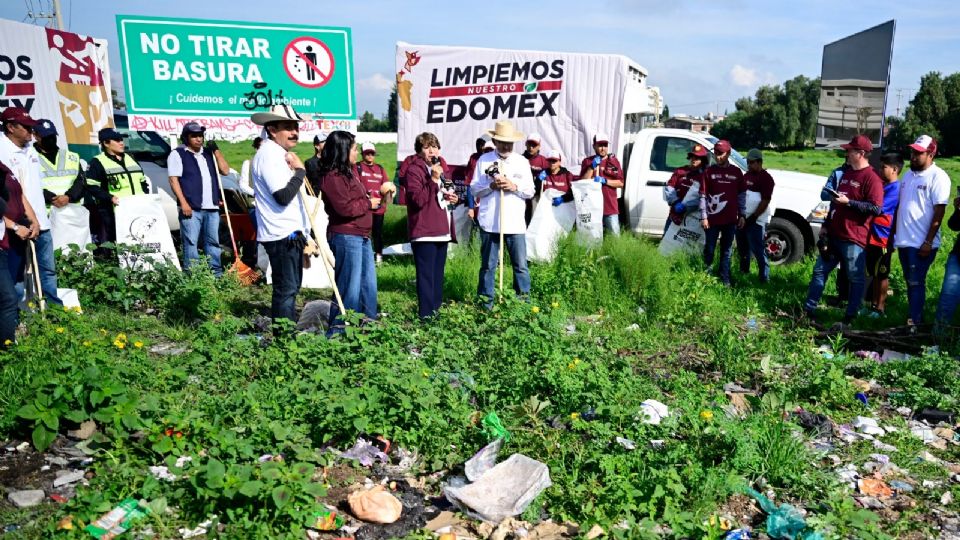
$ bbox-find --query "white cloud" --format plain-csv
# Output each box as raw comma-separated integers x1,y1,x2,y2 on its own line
357,73,394,91
729,64,778,88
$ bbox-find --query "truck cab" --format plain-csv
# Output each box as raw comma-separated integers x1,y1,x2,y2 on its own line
620,128,824,264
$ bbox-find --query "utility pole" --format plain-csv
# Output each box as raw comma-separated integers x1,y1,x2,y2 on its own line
54,0,64,31
896,89,903,118
25,0,64,30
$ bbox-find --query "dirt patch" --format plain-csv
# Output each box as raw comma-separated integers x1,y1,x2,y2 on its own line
318,463,362,507
0,449,45,487
717,493,763,529
627,343,719,382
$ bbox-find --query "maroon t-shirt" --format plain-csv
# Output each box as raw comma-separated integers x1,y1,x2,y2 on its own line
2,174,26,251
357,161,389,215
668,167,702,224
524,151,550,180
579,155,624,216
827,166,884,247
744,169,775,200
542,169,575,194
700,163,745,226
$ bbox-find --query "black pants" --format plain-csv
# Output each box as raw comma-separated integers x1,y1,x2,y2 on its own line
0,250,18,347
261,233,305,324
372,213,385,255
411,241,448,319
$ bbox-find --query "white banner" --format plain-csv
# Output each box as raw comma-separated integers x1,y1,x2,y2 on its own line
128,114,357,141
0,18,113,146
396,42,628,165
114,195,180,270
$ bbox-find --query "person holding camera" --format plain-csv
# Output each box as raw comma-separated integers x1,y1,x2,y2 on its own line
319,131,380,332
251,105,309,325
472,120,535,306
405,132,458,319
168,122,230,275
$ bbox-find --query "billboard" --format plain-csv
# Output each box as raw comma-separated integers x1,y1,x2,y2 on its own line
816,20,896,148
0,17,114,146
116,16,356,138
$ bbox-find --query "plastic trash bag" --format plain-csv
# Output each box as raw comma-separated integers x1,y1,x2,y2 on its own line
49,204,91,253
444,454,552,523
526,188,576,262
570,181,603,247
465,438,502,482
338,438,388,467
743,487,823,540
348,485,402,524
659,214,706,257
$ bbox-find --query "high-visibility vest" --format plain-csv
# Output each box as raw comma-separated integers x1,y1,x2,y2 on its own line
38,148,81,197
91,152,146,198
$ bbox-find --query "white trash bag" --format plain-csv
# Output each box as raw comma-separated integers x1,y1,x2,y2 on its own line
526,188,576,262
570,181,603,247
49,203,91,253
443,453,552,523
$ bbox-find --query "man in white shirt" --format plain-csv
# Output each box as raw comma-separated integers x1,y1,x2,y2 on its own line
168,122,230,275
891,135,952,327
0,107,61,306
472,120,535,306
250,105,309,325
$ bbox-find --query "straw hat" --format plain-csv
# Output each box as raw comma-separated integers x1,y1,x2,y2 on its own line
487,120,525,143
251,104,304,125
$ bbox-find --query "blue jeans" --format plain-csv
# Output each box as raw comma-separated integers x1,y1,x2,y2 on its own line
603,215,621,236
804,239,866,320
478,229,530,306
736,222,769,282
0,250,19,346
412,241,448,319
704,223,737,285
34,230,61,305
898,247,937,324
327,234,378,330
262,233,304,324
180,209,223,276
936,252,960,325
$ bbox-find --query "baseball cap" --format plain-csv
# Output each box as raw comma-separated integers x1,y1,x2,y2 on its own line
713,140,732,154
746,148,763,161
0,107,37,127
840,134,873,153
483,138,495,150
181,121,206,136
687,144,708,158
313,133,327,145
361,142,376,154
34,119,58,137
593,132,609,145
545,149,562,161
97,127,127,142
909,134,937,155
526,132,542,145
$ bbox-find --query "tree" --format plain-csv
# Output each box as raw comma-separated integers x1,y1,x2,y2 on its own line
358,111,390,132
709,75,820,149
111,88,125,111
661,104,670,122
386,83,398,132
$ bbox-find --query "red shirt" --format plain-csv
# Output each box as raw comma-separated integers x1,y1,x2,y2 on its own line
524,151,550,181
465,151,483,185
701,163,745,226
828,166,884,247
744,168,775,200
668,167,702,224
542,169,575,194
579,154,624,216
319,169,373,238
356,161,389,215
2,173,26,252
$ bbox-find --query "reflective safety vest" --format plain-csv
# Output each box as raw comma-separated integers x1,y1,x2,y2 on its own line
92,152,146,198
38,148,81,197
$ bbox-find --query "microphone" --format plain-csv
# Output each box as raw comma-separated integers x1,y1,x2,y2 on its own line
431,156,454,191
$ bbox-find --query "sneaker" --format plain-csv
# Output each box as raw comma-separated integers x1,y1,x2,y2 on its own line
375,254,383,266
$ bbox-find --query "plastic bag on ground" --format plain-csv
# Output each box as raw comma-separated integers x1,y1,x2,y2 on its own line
444,454,552,523
338,438,388,467
348,485,403,524
465,438,502,482
526,188,576,262
659,214,706,257
743,487,822,540
639,399,669,425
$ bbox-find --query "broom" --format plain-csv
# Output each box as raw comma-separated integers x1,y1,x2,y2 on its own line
28,239,45,312
218,179,259,285
300,181,346,317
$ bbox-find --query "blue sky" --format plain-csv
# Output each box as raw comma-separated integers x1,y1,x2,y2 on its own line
3,0,959,119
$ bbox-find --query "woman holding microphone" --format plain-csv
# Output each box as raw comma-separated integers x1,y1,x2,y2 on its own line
405,132,458,319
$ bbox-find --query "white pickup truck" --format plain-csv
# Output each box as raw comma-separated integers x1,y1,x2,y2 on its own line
619,128,826,264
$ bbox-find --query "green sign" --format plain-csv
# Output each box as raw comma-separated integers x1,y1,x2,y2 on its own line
116,15,355,119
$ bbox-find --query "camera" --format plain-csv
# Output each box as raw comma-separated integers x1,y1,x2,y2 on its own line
484,162,500,179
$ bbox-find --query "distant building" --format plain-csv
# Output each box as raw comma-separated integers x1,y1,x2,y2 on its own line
664,115,714,133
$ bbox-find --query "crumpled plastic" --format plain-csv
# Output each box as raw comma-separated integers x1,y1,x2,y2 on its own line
348,485,403,524
743,487,823,540
639,399,669,425
465,438,502,482
481,412,511,442
444,454,552,523
338,438,388,467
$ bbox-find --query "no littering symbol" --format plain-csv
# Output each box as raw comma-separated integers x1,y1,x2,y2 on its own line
283,36,335,88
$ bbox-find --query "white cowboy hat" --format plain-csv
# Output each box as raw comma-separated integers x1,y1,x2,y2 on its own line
251,104,304,126
487,120,525,143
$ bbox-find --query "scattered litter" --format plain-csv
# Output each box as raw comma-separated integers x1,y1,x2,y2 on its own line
444,453,552,523
880,349,909,363
858,478,893,498
909,421,940,444
179,517,215,539
852,416,885,437
625,323,640,331
149,465,177,482
639,400,669,425
896,406,913,417
724,382,753,393
381,447,419,476
85,498,149,539
615,437,636,450
915,408,955,425
482,412,511,442
855,393,869,406
855,350,881,362
465,438,502,482
944,491,955,506
564,324,576,335
348,485,403,524
339,438,389,467
148,341,191,356
649,440,665,449
869,454,890,465
15,441,29,452
816,345,834,360
873,440,898,452
67,420,97,440
297,300,332,331
856,496,885,509
585,524,605,539
924,480,944,489
53,469,85,487
725,529,751,539
311,507,345,531
8,489,44,508
791,411,832,438
889,480,914,493
743,487,823,540
56,515,74,530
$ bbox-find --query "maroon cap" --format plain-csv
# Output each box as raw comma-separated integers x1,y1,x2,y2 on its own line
841,134,873,153
908,134,937,156
687,144,709,158
0,107,37,127
713,140,732,154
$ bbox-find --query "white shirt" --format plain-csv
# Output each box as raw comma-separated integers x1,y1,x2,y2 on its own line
252,138,308,242
0,135,50,231
239,159,255,197
894,163,952,249
168,145,216,210
472,151,534,234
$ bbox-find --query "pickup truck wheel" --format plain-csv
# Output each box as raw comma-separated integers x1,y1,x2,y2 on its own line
765,217,804,265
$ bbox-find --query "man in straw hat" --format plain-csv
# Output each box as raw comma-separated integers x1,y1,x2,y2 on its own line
471,120,535,307
250,104,310,325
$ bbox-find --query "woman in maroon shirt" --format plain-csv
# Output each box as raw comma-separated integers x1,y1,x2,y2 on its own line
318,131,380,334
405,132,458,319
